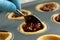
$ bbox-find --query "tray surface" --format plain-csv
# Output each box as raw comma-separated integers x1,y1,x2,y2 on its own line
0,0,60,40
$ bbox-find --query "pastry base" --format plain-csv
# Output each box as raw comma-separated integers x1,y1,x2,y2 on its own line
0,32,12,40
19,22,47,35
52,14,60,24
37,34,60,40
36,2,59,12
7,9,31,20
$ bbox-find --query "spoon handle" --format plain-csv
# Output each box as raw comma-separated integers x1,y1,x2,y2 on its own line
16,9,25,16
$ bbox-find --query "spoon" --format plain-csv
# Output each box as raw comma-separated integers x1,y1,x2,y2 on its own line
16,9,43,25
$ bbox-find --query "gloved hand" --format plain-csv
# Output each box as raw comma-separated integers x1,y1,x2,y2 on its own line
0,0,21,12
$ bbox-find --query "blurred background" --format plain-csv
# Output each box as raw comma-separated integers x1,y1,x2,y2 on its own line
21,0,34,3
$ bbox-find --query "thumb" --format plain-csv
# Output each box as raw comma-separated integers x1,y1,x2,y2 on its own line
0,0,17,12
11,0,21,11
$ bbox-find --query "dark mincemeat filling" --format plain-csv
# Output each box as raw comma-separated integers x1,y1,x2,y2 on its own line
22,23,44,32
40,3,56,12
12,14,21,17
55,14,60,22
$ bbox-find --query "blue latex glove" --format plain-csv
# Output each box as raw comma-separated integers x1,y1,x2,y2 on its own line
0,0,21,12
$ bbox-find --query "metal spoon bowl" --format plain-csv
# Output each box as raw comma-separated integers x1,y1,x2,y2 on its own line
16,9,42,25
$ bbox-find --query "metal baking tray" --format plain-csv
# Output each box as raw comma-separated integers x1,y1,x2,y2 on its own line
0,0,60,40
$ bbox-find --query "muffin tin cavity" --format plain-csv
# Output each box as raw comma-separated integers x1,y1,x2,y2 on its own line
36,2,59,12
37,34,60,40
0,30,13,40
18,22,47,35
52,13,60,24
7,9,31,20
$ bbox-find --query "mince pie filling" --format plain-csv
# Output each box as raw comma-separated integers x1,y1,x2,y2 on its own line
40,3,56,12
55,14,60,22
22,23,44,32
